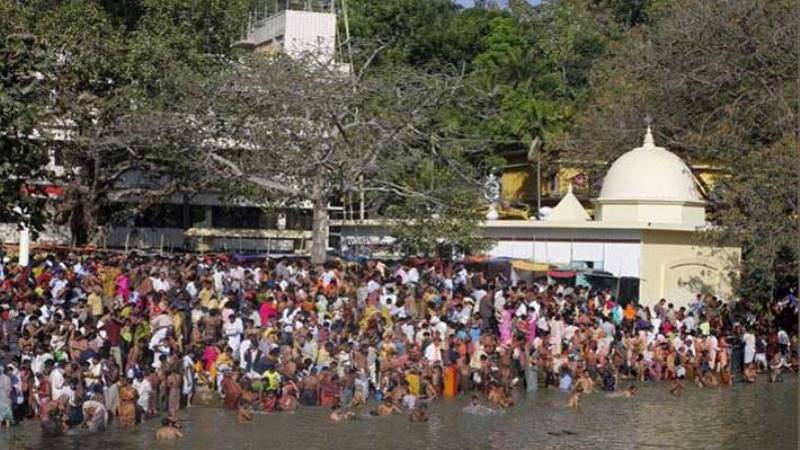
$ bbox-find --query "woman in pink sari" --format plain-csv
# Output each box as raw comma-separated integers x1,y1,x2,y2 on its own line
115,271,130,302
202,344,220,372
499,305,513,346
527,309,538,345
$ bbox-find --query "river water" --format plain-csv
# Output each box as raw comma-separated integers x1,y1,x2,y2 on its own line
2,380,797,450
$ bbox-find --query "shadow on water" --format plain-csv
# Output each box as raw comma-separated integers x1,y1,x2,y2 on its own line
1,379,797,450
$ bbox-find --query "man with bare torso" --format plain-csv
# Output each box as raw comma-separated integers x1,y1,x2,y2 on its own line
300,368,320,406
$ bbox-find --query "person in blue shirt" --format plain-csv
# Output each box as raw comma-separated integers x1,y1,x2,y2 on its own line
559,368,573,392
469,320,481,343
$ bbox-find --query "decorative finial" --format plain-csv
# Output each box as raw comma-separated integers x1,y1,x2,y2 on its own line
643,116,655,147
567,183,573,195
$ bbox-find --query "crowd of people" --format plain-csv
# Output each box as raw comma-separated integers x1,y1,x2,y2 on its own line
0,250,796,437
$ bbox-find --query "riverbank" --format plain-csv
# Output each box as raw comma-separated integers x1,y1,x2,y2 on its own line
1,380,796,450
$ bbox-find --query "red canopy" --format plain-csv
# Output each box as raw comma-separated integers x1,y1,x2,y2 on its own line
548,270,576,279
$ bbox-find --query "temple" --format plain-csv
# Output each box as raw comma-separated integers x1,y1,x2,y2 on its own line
340,127,740,307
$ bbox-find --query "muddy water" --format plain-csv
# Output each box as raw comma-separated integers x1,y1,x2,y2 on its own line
2,379,796,450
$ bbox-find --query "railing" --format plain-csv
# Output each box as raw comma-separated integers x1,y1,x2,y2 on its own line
244,0,333,37
107,226,186,252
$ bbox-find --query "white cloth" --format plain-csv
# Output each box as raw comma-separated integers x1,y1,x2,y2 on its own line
224,317,244,355
49,368,66,400
743,333,756,364
424,342,442,363
133,379,152,410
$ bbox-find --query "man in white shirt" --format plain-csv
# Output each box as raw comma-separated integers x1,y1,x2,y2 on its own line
133,374,153,413
32,349,53,376
400,319,416,342
431,316,448,340
148,327,171,369
453,303,471,325
213,268,225,294
683,313,697,333
366,276,382,295
424,338,442,363
223,315,244,356
48,362,66,400
390,301,407,319
743,330,756,365
493,291,506,321
514,301,527,319
185,280,198,299
395,266,409,285
49,273,68,300
455,266,468,290
151,274,169,293
380,287,398,309
407,266,420,285
230,265,245,282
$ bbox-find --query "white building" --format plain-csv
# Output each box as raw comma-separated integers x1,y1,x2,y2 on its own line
237,9,337,61
339,128,741,307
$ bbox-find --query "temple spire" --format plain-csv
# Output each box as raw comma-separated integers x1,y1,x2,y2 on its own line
643,117,655,147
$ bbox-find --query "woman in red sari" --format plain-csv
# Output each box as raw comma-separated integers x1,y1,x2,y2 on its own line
221,372,242,410
319,373,340,407
36,372,51,420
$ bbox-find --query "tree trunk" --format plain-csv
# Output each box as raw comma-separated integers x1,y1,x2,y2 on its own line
310,177,329,266
65,184,87,246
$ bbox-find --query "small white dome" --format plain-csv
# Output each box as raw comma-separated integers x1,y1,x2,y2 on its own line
546,185,590,222
599,127,702,203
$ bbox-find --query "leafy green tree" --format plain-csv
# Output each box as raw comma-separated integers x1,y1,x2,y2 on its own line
346,0,459,68
568,0,797,300
383,170,492,258
17,0,250,244
0,29,51,231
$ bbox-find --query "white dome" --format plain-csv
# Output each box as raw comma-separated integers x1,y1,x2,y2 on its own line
599,127,702,203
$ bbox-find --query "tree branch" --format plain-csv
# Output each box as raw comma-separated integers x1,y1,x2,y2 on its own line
208,152,303,197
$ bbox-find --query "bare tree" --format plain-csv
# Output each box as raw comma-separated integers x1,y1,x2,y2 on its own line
191,53,470,264
54,101,202,245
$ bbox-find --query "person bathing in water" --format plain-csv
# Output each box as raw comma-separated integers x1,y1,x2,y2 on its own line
409,404,429,422
329,405,356,422
568,385,583,408
605,385,637,399
373,399,402,416
238,406,253,422
669,380,684,396
155,418,184,440
464,394,499,414
622,385,638,397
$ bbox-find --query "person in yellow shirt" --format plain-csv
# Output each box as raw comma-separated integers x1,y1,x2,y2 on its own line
359,304,378,331
88,286,104,318
406,369,421,396
101,265,121,300
214,347,235,390
199,282,215,309
317,342,333,368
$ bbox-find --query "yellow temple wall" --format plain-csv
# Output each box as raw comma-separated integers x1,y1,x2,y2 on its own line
639,230,740,307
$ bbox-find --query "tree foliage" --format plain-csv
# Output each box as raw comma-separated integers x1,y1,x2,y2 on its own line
186,54,478,263
0,30,51,229
567,0,798,299
0,0,794,285
1,0,250,244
